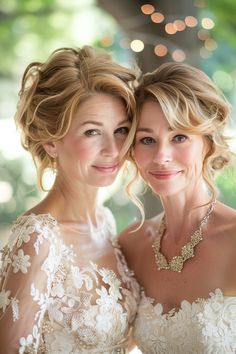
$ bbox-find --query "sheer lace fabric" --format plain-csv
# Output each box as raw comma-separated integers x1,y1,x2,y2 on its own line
134,288,236,354
0,207,140,354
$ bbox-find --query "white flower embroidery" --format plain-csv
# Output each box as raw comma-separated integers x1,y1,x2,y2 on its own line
19,334,33,354
0,289,11,312
12,249,30,273
0,210,140,353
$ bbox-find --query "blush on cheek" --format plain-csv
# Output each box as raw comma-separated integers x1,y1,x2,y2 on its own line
180,150,198,166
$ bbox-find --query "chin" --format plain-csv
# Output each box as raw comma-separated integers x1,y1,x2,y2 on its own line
149,184,181,197
90,176,117,188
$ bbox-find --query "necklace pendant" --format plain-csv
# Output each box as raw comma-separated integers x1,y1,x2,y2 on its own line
152,201,215,273
156,253,169,271
170,256,184,273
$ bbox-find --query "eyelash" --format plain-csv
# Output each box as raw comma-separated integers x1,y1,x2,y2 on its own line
84,129,100,137
84,126,130,137
173,134,188,143
115,127,130,135
137,134,188,145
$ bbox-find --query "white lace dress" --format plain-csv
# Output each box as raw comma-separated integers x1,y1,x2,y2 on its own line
0,207,140,354
133,288,236,353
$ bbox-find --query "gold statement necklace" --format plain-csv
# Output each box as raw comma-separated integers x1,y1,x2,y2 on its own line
152,201,215,273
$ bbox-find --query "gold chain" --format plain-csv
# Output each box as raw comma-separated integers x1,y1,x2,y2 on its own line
152,201,215,273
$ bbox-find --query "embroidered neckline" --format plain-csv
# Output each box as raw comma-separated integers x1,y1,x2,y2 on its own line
16,208,108,235
139,288,235,318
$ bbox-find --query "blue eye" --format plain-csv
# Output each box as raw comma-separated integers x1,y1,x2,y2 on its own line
173,134,188,143
84,129,100,137
140,137,156,145
115,127,130,135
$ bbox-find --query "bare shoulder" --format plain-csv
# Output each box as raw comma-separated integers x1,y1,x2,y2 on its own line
214,202,236,236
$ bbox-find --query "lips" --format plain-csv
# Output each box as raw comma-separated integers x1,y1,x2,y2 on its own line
149,170,181,179
92,163,119,173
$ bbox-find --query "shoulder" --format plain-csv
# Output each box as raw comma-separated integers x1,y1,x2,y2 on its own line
7,213,58,254
213,202,236,236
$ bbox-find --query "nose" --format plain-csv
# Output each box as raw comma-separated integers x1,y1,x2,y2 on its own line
152,142,172,164
101,135,120,158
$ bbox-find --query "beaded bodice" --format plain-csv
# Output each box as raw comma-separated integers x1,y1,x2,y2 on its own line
134,288,236,354
0,207,140,353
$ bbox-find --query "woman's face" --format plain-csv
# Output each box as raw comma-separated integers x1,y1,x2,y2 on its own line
54,93,131,187
134,100,207,197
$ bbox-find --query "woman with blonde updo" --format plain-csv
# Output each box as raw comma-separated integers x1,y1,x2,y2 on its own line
120,62,236,353
0,46,140,353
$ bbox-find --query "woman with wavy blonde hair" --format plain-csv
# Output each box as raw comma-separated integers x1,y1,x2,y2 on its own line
120,62,236,353
0,46,140,353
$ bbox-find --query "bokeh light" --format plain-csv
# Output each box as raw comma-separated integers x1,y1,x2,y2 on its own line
185,16,198,27
172,49,186,62
197,29,211,40
204,38,217,51
154,44,168,57
141,4,155,15
173,20,186,32
213,70,234,92
151,12,164,23
165,23,177,35
130,39,144,52
201,17,215,29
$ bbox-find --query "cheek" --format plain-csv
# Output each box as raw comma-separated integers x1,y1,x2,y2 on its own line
179,150,195,167
71,139,98,159
133,145,150,169
180,146,204,170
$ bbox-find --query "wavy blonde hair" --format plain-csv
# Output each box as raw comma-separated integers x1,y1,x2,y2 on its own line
15,46,137,190
128,62,234,218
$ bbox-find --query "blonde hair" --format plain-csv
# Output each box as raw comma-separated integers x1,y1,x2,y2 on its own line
128,62,234,218
15,46,137,190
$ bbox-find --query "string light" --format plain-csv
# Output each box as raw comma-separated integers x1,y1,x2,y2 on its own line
201,18,215,29
197,29,210,40
130,39,144,52
124,5,218,62
141,4,155,15
172,49,186,62
151,12,164,23
154,44,168,56
185,16,198,27
173,20,186,32
165,23,177,35
204,38,217,51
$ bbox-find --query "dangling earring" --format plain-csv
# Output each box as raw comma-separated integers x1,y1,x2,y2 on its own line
51,153,57,173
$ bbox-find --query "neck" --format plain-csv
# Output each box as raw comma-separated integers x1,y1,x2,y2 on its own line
160,184,212,242
42,176,99,225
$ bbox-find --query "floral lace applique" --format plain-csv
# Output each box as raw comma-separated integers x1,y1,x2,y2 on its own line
134,288,236,354
0,209,140,353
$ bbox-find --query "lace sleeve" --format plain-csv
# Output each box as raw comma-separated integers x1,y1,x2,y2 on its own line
0,215,60,354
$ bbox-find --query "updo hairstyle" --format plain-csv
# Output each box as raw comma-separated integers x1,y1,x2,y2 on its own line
15,46,137,189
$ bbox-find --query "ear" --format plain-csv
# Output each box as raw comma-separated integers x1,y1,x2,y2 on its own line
43,141,58,158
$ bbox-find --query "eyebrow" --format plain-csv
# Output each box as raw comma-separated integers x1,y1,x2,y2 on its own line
136,126,173,132
81,119,130,127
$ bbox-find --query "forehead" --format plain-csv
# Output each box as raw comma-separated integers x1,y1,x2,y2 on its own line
72,93,127,124
138,100,168,127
